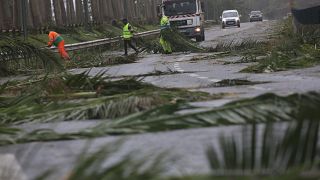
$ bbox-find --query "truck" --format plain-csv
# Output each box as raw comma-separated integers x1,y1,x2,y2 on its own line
157,0,205,42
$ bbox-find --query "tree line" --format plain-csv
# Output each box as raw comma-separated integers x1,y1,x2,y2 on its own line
0,0,162,31
0,0,292,31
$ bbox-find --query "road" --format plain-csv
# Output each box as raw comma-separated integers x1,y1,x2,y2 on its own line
1,21,320,180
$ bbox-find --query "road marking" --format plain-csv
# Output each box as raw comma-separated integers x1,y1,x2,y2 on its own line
249,86,268,91
174,57,222,83
210,79,221,83
173,56,271,91
189,73,199,77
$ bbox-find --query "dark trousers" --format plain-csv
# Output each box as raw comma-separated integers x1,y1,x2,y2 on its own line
124,39,138,55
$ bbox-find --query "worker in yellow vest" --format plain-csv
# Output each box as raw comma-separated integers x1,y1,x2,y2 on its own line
122,19,139,56
160,15,172,54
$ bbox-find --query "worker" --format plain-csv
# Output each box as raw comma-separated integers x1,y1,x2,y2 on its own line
122,19,139,56
160,15,172,54
47,31,70,61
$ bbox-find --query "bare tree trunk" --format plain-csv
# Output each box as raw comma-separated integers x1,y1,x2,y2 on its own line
30,0,44,28
12,0,21,29
66,0,76,25
91,0,101,23
69,0,76,24
1,0,13,30
42,0,53,26
75,0,84,24
53,0,63,26
59,0,67,25
105,0,113,21
83,0,89,27
0,1,3,29
27,0,34,28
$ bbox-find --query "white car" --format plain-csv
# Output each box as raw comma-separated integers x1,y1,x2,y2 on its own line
221,10,241,29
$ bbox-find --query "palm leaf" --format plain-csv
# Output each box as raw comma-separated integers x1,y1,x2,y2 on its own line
0,35,64,76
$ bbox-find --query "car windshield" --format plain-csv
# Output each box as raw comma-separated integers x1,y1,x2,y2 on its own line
222,12,238,18
164,0,197,16
251,11,261,15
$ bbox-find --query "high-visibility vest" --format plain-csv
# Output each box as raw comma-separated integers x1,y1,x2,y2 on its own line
160,16,170,30
123,23,133,39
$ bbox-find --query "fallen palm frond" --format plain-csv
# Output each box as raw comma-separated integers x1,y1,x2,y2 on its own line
67,51,138,69
2,92,320,145
0,35,64,76
242,44,320,73
0,71,213,125
243,19,320,73
35,143,165,180
206,119,319,175
161,28,205,53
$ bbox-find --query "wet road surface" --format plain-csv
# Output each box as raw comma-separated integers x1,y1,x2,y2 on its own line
1,21,320,179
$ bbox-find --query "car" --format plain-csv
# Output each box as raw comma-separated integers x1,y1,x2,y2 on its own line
249,11,263,22
221,10,241,29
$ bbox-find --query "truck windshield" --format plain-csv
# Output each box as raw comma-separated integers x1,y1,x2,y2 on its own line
164,0,197,16
222,12,238,18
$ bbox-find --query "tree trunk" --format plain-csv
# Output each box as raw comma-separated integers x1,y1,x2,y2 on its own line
12,0,22,29
42,0,53,26
91,0,101,23
30,0,43,28
53,0,63,26
0,0,5,29
66,0,76,25
27,0,34,28
75,0,84,24
59,0,67,25
1,0,13,30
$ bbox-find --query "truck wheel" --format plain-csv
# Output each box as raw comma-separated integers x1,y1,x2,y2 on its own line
201,31,205,41
201,35,205,41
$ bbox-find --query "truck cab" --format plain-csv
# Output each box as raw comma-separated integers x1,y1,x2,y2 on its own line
158,0,205,42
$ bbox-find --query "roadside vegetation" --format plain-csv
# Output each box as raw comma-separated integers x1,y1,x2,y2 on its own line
242,18,320,73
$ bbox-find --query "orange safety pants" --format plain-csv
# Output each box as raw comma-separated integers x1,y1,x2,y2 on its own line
57,40,70,60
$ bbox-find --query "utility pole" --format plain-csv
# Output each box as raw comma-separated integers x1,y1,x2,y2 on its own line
20,0,28,40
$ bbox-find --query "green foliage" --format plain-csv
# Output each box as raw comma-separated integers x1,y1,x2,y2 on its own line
161,29,205,53
243,19,320,73
0,71,213,125
0,36,64,76
207,119,319,174
2,92,320,145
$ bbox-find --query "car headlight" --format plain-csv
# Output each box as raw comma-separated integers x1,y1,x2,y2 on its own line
187,19,193,25
195,27,201,32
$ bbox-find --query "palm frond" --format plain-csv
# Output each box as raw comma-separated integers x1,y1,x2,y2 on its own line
0,35,64,76
206,119,319,175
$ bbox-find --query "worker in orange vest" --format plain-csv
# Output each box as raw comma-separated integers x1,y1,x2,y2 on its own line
47,31,71,60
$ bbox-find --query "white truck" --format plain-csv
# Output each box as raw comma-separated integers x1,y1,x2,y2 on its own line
157,0,205,42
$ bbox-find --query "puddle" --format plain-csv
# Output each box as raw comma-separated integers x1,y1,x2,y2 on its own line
206,79,269,88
